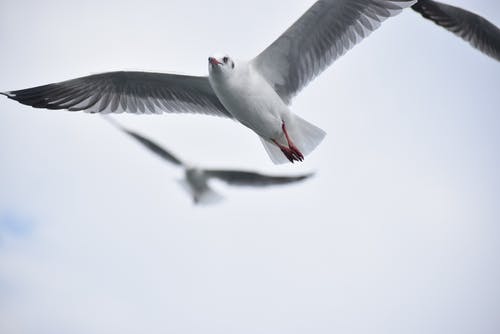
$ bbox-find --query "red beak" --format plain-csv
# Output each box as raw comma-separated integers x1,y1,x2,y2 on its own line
209,57,221,65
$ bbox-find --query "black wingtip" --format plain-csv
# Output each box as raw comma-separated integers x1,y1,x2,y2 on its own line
101,114,124,130
410,0,423,10
299,172,316,181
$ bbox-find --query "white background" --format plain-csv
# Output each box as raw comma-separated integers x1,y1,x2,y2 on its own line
1,1,499,333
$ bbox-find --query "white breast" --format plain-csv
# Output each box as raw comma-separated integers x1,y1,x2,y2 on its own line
209,60,289,139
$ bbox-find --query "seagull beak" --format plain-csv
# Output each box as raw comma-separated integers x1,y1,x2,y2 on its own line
208,57,222,65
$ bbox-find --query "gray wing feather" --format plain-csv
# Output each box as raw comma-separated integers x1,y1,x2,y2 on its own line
252,0,416,104
412,0,500,62
1,71,232,117
124,130,185,167
104,117,185,167
205,170,313,187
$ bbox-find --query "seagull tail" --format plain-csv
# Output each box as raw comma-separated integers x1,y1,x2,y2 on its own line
195,188,224,205
259,114,326,165
176,179,224,205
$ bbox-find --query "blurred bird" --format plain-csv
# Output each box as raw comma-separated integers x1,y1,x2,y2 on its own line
103,117,314,204
1,0,418,164
412,0,500,61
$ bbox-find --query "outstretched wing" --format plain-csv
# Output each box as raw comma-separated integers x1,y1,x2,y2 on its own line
252,0,416,104
2,71,232,117
412,0,500,62
205,170,313,187
103,116,185,167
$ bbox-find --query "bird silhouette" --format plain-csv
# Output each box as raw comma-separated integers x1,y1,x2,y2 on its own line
103,117,314,204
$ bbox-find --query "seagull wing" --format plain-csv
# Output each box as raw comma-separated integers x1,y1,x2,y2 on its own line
205,170,313,187
125,130,185,166
2,71,232,117
252,0,416,104
412,0,500,62
104,116,184,167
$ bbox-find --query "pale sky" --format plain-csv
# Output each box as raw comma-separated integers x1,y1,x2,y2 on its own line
0,1,499,333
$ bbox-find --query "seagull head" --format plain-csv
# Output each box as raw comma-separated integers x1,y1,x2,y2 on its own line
208,53,235,76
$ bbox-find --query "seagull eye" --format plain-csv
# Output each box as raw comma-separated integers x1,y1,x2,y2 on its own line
223,56,229,64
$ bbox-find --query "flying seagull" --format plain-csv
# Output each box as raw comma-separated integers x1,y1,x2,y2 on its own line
0,0,418,164
412,0,500,61
103,117,313,204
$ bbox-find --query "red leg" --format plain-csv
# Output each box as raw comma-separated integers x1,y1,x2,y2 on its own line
281,121,304,161
272,139,299,163
272,121,304,163
281,122,293,147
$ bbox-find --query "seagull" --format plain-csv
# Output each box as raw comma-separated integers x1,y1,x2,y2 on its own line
411,0,500,61
103,117,314,204
0,0,418,164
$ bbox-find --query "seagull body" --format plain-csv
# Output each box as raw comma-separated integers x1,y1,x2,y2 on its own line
103,117,313,204
208,56,324,163
184,168,213,202
6,0,499,164
208,58,285,141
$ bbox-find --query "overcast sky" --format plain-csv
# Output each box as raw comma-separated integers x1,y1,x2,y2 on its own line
1,1,499,333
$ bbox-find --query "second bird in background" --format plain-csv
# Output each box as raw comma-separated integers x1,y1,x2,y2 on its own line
103,117,314,204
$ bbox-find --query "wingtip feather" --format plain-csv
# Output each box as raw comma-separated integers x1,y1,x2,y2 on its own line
302,172,316,180
0,91,15,98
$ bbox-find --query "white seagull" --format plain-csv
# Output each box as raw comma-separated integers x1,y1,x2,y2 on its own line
103,117,313,204
1,0,418,164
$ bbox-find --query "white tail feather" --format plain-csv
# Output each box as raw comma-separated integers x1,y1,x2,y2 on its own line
196,188,224,205
176,179,224,205
260,114,326,164
260,137,290,164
